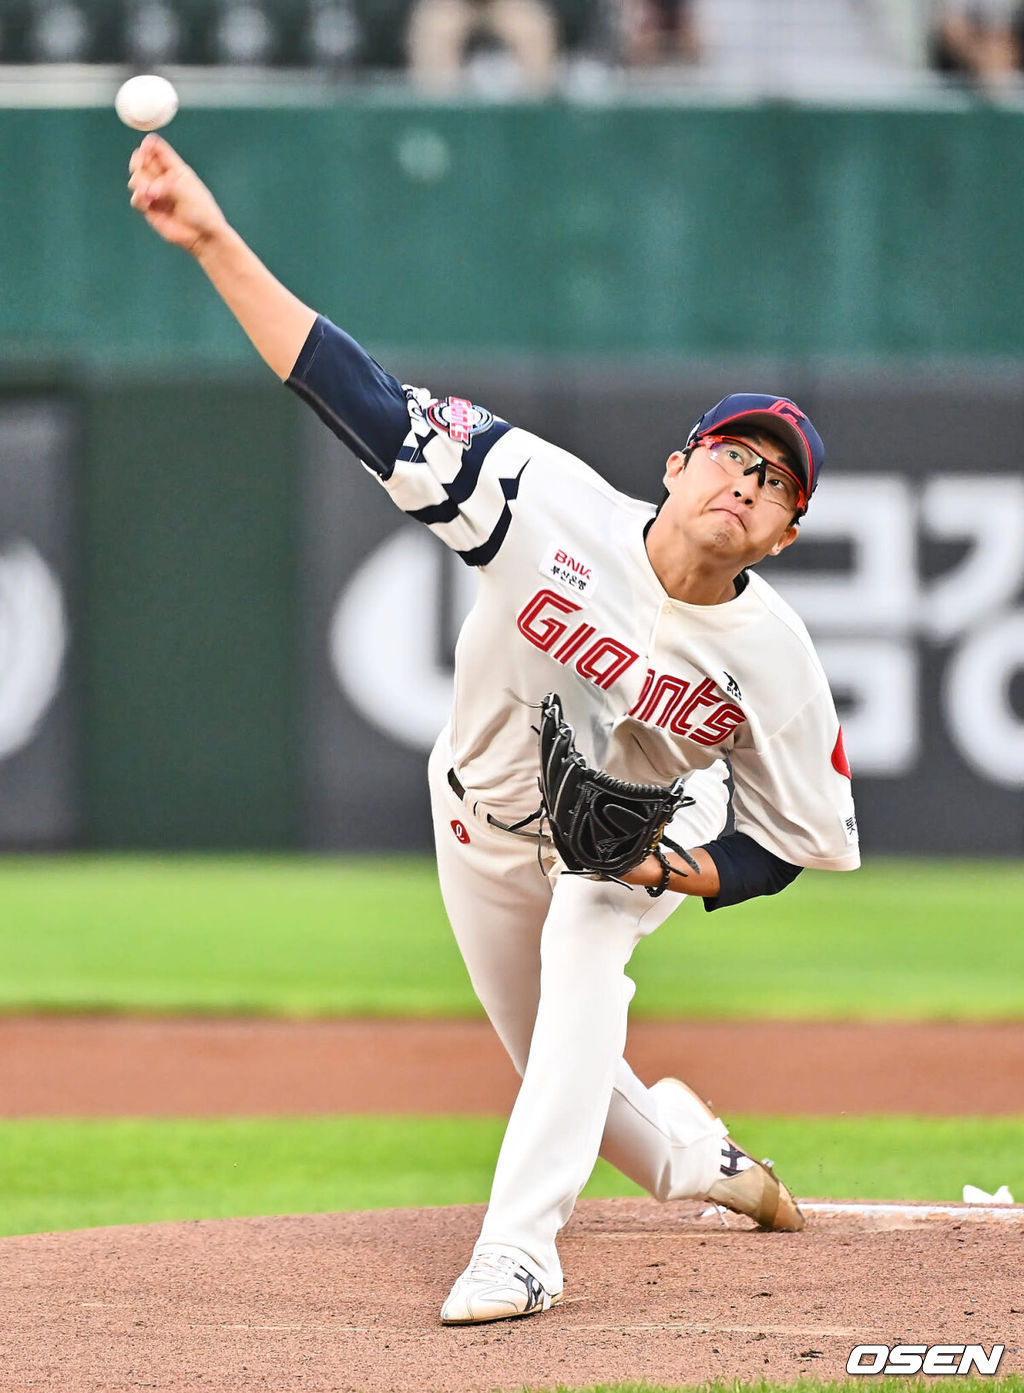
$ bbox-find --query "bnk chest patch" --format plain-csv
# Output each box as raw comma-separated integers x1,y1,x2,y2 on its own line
540,542,599,598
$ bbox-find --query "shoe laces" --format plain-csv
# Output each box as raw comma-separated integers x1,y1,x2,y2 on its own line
466,1249,519,1284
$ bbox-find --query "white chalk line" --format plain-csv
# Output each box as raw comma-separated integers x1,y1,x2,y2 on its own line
802,1201,1024,1225
572,1322,871,1337
202,1319,871,1339
585,1200,1024,1235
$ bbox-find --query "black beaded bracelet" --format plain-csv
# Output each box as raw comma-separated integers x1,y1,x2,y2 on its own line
644,839,702,898
644,846,674,899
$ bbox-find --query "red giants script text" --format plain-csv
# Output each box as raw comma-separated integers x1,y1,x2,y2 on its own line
516,588,635,689
516,588,745,747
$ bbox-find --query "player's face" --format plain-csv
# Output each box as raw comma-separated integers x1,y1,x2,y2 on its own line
661,430,801,566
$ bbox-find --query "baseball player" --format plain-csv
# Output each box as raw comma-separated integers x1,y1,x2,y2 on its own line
128,134,859,1327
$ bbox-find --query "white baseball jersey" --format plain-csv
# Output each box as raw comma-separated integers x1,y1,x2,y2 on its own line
375,388,857,873
289,317,859,875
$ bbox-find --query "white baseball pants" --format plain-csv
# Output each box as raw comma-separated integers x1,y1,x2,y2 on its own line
428,729,732,1294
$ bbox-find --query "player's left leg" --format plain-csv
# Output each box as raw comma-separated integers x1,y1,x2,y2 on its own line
427,728,553,1075
474,869,685,1293
430,731,569,1324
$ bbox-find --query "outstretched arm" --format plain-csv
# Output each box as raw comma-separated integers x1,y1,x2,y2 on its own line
128,133,316,380
127,135,516,550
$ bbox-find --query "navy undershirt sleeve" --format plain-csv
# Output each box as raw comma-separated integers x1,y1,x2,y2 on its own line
700,831,802,911
285,315,410,480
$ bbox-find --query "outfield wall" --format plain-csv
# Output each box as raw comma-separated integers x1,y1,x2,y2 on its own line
3,364,1022,855
1,101,1022,852
3,103,1024,365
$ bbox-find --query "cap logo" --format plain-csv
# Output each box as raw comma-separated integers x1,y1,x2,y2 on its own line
768,399,805,426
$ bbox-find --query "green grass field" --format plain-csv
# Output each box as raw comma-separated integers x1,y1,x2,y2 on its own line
3,854,1021,1244
514,1385,1024,1393
527,1386,1024,1393
2,854,1023,1018
540,1381,1024,1393
2,1115,1021,1239
3,854,1021,1391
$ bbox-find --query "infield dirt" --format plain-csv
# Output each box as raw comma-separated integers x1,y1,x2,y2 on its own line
4,1016,1024,1116
2,1199,1021,1391
3,1017,1022,1391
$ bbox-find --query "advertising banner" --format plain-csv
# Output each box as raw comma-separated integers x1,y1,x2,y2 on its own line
0,398,77,846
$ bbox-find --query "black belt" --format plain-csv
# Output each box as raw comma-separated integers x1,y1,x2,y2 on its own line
449,767,551,847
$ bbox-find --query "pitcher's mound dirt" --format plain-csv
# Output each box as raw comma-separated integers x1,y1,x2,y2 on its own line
2,1200,1020,1393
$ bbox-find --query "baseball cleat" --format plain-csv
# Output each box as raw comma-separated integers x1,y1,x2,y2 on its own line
440,1248,562,1325
707,1145,805,1232
656,1077,805,1232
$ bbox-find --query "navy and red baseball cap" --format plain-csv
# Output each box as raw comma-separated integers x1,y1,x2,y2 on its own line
686,394,825,511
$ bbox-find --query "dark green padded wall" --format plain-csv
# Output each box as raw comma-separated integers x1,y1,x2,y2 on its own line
2,103,1023,365
82,378,299,846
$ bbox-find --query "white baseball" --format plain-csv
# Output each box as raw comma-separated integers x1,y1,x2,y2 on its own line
115,74,179,131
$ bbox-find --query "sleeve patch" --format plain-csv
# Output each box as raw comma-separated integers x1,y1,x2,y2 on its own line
831,727,852,778
426,397,494,446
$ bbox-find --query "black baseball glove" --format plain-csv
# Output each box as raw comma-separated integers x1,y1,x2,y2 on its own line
536,692,699,897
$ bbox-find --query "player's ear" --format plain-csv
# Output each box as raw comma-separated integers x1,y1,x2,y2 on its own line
663,449,688,487
769,523,800,556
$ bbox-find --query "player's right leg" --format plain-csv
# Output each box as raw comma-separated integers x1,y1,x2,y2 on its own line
601,1066,805,1230
596,764,804,1232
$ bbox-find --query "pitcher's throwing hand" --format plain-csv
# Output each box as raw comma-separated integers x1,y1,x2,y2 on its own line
128,135,227,255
